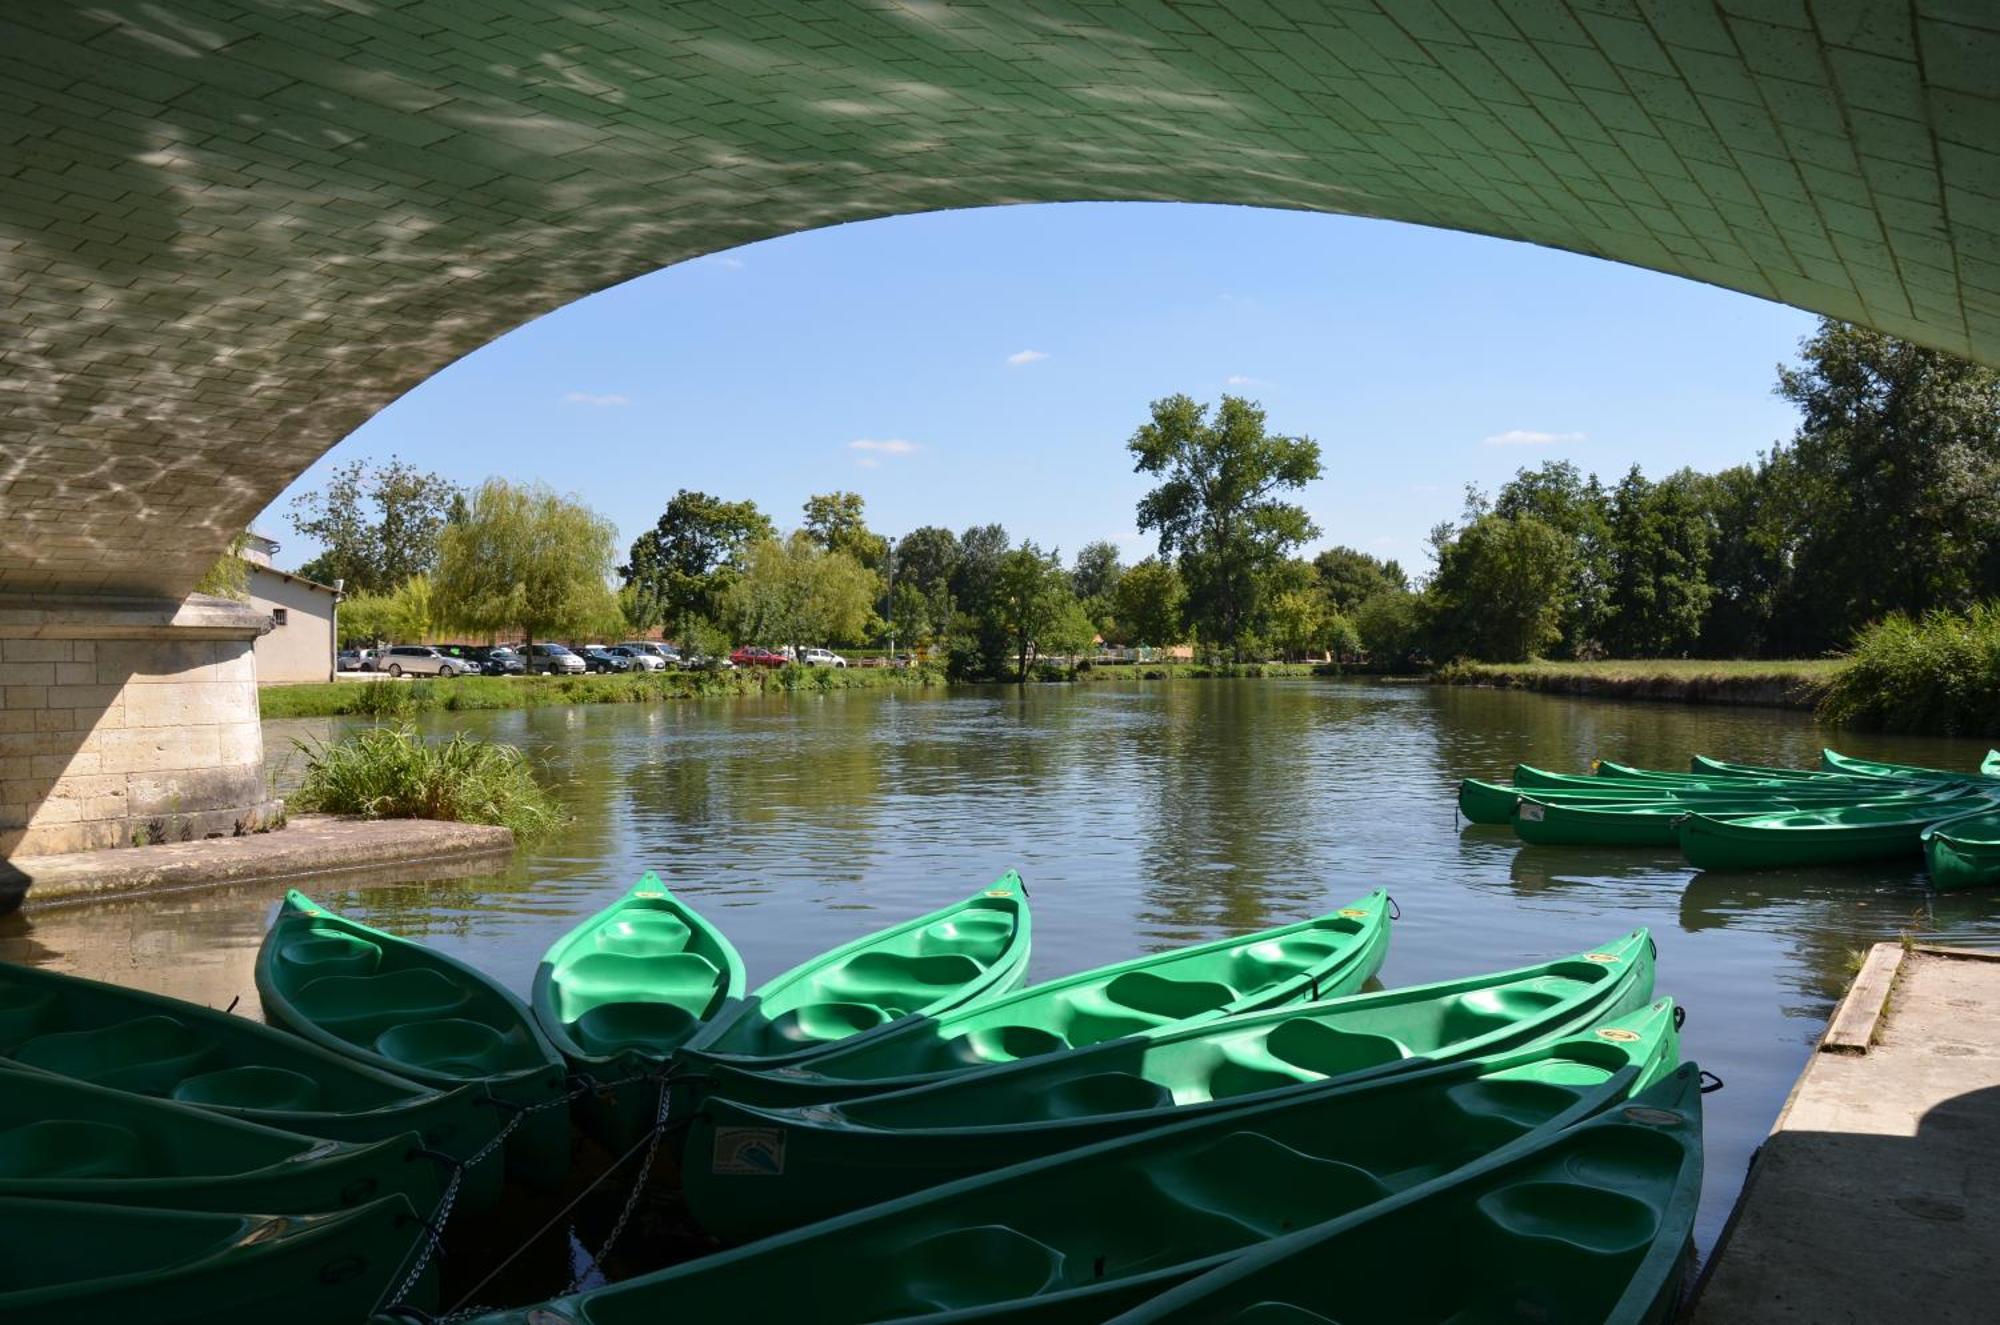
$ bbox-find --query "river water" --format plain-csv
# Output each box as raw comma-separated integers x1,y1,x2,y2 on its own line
7,678,1998,1267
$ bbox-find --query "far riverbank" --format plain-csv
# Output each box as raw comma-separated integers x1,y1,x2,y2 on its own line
1433,658,1844,711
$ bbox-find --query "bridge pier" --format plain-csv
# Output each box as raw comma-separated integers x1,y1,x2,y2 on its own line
0,595,281,857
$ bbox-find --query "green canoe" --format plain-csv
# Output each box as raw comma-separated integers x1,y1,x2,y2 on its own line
256,891,570,1186
1923,809,2000,891
1689,755,1865,782
1819,748,1978,781
684,929,1655,1238
1514,784,1968,848
696,890,1391,1111
474,1001,1678,1323
532,873,745,1143
1986,749,2000,777
1516,764,1833,793
677,874,1032,1077
1104,1063,1705,1325
0,960,504,1210
0,1192,422,1325
1460,777,1901,826
0,1064,444,1216
1679,796,1995,871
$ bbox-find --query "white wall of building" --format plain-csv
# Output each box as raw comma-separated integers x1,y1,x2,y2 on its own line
246,564,336,684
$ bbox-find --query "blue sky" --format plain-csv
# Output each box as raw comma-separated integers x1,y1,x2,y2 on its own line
256,202,1818,577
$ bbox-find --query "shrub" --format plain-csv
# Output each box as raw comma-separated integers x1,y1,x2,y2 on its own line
288,725,567,843
1819,604,2000,735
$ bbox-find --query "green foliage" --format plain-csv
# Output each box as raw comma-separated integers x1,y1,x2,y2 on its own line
1602,466,1713,657
1312,546,1406,613
1071,540,1125,634
724,531,878,653
1489,461,1613,657
1819,604,2000,735
618,582,664,637
336,590,397,646
193,532,251,601
619,490,774,637
1113,557,1187,647
1424,513,1572,662
992,542,1093,680
288,725,567,842
802,492,889,572
1352,589,1423,669
288,457,459,594
434,479,620,645
1130,394,1322,658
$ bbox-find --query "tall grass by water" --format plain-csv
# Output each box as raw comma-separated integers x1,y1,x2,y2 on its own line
287,724,568,842
1819,605,2000,736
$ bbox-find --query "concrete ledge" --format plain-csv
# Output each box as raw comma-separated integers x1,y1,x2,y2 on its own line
0,814,515,912
1819,941,1905,1055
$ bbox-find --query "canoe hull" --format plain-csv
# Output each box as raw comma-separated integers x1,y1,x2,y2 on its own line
1925,835,2000,891
1679,815,1934,871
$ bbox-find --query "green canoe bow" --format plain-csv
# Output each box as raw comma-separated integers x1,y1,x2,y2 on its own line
1104,1063,1704,1325
257,891,570,1187
1514,784,1973,848
698,890,1391,1110
0,1064,445,1216
1460,777,1916,827
1923,809,2000,891
0,960,503,1209
678,873,1032,1072
487,1001,1676,1321
0,1193,423,1325
1818,747,1995,782
1678,795,1996,871
684,929,1655,1237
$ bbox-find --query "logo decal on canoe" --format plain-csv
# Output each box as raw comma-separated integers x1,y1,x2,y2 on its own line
984,888,1014,897
1622,1106,1684,1127
1595,1027,1642,1043
634,890,664,899
1518,803,1545,822
1584,953,1621,963
1338,908,1367,918
712,1126,786,1176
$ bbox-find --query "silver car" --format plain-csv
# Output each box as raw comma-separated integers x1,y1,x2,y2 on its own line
378,645,466,677
608,645,667,671
523,643,587,675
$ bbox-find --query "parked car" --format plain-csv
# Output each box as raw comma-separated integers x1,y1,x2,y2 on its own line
576,646,627,674
337,648,372,672
621,641,680,666
468,645,525,676
606,645,665,671
679,651,732,671
523,643,586,675
730,646,787,668
800,647,849,668
378,645,466,678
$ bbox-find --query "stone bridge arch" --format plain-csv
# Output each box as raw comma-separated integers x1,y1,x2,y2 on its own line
2,1,1995,856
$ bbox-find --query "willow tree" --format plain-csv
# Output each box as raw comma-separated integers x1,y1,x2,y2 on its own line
434,479,619,647
723,531,877,660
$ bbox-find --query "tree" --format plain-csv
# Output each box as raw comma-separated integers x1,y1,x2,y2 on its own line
620,490,773,636
1266,587,1328,661
288,457,460,593
1699,461,1794,656
803,492,889,571
618,582,663,638
1129,394,1322,658
193,532,251,601
991,543,1090,680
723,532,877,658
1602,467,1714,656
434,479,620,646
894,527,962,598
1312,546,1406,613
1112,557,1187,648
1071,540,1125,637
1491,461,1613,657
1353,589,1422,668
386,574,439,644
336,589,397,646
950,524,1010,616
1769,319,2000,648
1423,513,1573,661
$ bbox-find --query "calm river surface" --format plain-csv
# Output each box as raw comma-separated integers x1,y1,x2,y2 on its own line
8,678,2000,1264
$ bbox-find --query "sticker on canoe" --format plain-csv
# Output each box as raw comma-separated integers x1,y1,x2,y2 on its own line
1622,1106,1685,1128
1518,803,1545,822
634,890,665,899
984,888,1015,897
1584,952,1621,963
712,1126,787,1176
1595,1027,1642,1043
1337,908,1368,918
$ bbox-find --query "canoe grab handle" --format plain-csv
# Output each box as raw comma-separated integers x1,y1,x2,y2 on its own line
1673,1005,1687,1031
1387,895,1402,920
1699,1070,1725,1094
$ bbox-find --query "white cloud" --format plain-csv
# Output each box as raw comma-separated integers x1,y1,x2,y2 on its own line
1482,428,1586,447
1224,373,1271,388
848,438,919,455
562,392,630,407
1006,349,1048,366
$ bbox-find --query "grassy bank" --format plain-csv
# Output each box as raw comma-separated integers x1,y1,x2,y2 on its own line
262,663,948,719
1433,658,1844,710
1076,661,1324,681
1819,606,2000,735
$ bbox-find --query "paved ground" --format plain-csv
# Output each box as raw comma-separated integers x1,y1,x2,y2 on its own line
0,813,514,911
1690,946,2000,1323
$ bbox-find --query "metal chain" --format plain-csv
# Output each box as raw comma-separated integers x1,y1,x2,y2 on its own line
566,1076,673,1294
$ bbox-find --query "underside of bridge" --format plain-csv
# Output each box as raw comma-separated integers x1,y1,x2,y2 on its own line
2,0,1996,856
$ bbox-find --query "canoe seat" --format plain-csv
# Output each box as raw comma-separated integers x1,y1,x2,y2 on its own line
0,1119,147,1179
374,1017,514,1078
1205,1042,1319,1100
1149,1130,1391,1235
172,1064,323,1112
1052,988,1166,1045
1440,986,1565,1043
572,1000,703,1057
893,1224,1063,1312
1262,1017,1407,1080
593,912,694,958
556,951,720,1023
1036,1070,1172,1119
278,934,382,980
0,983,59,1051
13,1015,219,1093
915,910,1016,965
1446,1078,1594,1140
1475,1179,1659,1254
764,1000,893,1047
950,1022,1070,1065
820,951,986,1011
1229,935,1343,997
1102,970,1238,1021
292,968,469,1040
